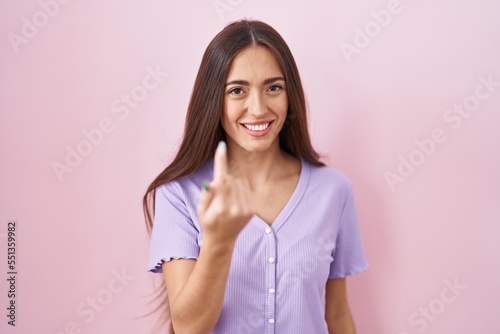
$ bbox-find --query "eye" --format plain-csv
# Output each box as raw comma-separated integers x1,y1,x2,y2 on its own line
228,87,244,95
267,84,283,92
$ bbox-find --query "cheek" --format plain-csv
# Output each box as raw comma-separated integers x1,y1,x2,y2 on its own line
223,100,243,122
221,101,240,132
269,95,288,117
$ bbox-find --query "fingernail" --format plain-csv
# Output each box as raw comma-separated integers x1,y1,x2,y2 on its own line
202,181,210,191
217,141,226,154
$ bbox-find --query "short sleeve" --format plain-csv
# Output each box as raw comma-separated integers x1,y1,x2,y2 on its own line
329,187,369,279
147,181,200,273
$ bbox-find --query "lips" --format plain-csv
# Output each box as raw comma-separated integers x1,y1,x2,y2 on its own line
240,120,274,137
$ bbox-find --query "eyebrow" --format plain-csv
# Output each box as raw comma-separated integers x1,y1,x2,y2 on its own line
225,76,285,86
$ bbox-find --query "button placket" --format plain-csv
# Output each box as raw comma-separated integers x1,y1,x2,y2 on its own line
265,226,277,333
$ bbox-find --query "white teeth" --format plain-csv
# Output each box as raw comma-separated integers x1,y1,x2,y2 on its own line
243,122,271,131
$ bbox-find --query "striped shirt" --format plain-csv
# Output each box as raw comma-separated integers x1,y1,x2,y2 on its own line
148,156,369,333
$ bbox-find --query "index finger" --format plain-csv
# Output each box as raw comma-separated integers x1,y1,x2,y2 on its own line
213,141,228,182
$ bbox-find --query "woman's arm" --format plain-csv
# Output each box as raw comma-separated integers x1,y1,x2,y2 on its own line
325,277,357,334
162,238,235,334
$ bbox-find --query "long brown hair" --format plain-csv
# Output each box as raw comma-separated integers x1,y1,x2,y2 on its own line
142,19,325,331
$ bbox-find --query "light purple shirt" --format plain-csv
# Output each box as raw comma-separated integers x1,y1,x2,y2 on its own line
148,157,369,333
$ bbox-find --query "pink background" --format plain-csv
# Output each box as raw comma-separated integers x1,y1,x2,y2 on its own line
1,1,499,333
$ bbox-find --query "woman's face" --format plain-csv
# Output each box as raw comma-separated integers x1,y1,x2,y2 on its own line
221,46,288,155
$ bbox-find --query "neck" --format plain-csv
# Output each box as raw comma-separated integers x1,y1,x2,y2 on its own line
226,139,290,191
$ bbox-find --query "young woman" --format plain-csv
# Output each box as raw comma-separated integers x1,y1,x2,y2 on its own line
144,19,369,334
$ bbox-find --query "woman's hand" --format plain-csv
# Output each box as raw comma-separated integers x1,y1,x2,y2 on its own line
197,141,255,245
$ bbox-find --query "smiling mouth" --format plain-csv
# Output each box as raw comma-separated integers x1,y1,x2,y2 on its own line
241,120,274,131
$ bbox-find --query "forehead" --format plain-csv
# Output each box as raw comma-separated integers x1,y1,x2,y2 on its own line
227,46,283,80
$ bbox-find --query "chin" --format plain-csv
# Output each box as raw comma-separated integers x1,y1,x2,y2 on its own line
235,137,277,153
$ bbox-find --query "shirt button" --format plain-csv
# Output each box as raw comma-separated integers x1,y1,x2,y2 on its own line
265,227,272,234
269,319,275,324
268,257,275,263
269,288,275,294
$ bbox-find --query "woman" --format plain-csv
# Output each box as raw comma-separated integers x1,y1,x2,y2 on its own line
144,19,369,333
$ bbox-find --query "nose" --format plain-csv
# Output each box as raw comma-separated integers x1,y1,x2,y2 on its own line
247,91,267,117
